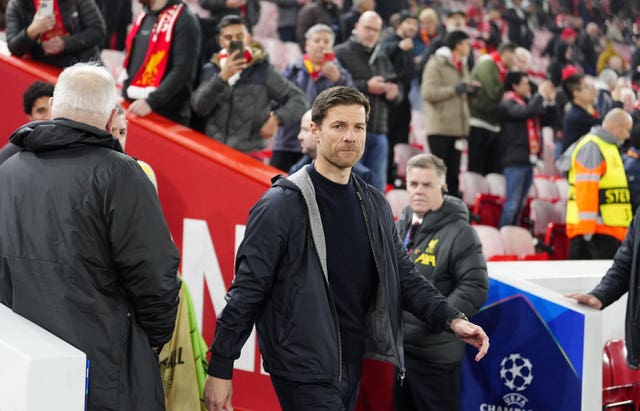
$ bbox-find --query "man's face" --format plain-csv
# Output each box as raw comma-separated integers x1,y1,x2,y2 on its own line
406,167,445,217
354,14,382,48
297,111,316,156
501,50,516,70
28,96,51,121
454,38,471,58
574,78,595,105
398,18,419,39
111,114,128,149
219,24,248,50
614,118,633,144
420,17,438,36
513,76,532,99
305,30,333,64
311,104,367,170
446,14,466,31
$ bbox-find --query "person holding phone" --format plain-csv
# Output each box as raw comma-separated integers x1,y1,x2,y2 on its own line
5,0,105,68
192,15,307,157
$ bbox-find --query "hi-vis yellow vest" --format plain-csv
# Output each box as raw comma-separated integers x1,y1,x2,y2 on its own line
567,134,632,227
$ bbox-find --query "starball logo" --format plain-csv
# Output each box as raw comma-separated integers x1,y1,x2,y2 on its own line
480,353,534,411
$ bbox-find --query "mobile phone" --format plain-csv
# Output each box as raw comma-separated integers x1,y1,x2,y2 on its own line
38,0,54,16
228,40,244,60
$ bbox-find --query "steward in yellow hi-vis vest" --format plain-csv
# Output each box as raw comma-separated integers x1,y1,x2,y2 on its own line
566,110,634,259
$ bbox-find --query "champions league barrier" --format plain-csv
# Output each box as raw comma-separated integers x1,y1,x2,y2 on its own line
0,49,625,411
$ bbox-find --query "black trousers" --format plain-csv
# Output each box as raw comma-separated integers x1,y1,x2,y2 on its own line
393,356,461,411
568,234,621,260
427,135,461,197
467,126,500,176
270,362,363,411
387,97,412,183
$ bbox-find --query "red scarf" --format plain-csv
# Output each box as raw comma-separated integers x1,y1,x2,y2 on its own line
302,52,334,80
33,0,68,42
490,51,507,82
124,4,184,99
503,91,540,155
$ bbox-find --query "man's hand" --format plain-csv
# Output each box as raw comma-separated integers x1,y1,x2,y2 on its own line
367,76,387,95
203,376,234,411
565,293,603,309
27,14,55,39
226,0,245,8
42,36,65,55
220,51,247,82
260,113,279,139
398,37,414,51
128,99,153,117
450,318,490,362
321,62,341,83
385,82,399,101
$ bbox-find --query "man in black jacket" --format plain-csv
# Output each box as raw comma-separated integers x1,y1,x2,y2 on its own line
202,86,489,411
0,63,181,411
5,0,105,68
123,0,201,126
395,153,488,411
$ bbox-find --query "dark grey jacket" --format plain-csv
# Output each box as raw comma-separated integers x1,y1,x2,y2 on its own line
192,42,307,153
397,196,488,363
6,0,105,68
208,171,459,382
0,119,181,410
591,209,640,368
334,36,403,135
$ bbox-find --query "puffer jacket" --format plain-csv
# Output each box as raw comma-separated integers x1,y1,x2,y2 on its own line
208,171,459,382
422,46,471,137
397,196,488,363
6,0,105,68
191,41,307,153
0,119,181,410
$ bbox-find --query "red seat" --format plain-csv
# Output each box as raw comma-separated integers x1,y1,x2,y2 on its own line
499,225,548,260
605,340,640,386
602,339,640,409
472,225,517,261
385,189,409,220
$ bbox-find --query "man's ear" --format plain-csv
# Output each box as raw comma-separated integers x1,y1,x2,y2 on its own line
310,121,320,143
48,97,54,118
105,108,117,133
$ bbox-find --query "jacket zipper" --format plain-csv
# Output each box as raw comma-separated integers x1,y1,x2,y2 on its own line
355,189,405,383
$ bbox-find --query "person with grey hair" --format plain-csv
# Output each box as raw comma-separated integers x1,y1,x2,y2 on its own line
596,68,619,117
0,63,181,411
395,152,488,411
270,23,354,172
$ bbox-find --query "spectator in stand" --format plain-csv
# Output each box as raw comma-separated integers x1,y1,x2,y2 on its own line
566,108,633,259
631,33,640,76
296,0,345,51
465,0,484,28
270,23,353,172
6,0,105,68
289,109,381,188
198,0,260,32
122,0,200,126
597,39,628,75
623,128,640,213
578,22,602,76
548,41,579,88
94,0,132,50
343,0,375,37
273,0,309,43
394,153,488,411
0,62,181,411
23,80,54,121
413,8,440,60
477,4,505,54
334,10,401,190
379,10,418,184
192,15,306,156
468,42,517,176
596,68,618,118
422,30,476,198
497,74,557,227
503,0,533,49
0,0,8,29
562,74,618,152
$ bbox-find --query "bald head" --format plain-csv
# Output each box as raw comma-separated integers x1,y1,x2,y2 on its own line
602,108,633,144
354,11,383,48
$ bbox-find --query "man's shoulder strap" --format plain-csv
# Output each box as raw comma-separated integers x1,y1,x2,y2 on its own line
288,167,328,280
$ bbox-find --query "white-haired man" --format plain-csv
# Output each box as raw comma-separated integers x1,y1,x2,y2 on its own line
0,63,181,411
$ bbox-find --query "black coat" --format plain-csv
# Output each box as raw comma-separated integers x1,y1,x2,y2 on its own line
397,196,488,363
591,209,640,368
5,0,105,68
208,173,458,382
0,119,181,410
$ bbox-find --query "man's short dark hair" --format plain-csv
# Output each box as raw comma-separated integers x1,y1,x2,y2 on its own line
504,71,528,91
217,15,246,32
311,86,370,126
444,30,469,51
563,74,584,102
498,42,518,54
23,81,54,115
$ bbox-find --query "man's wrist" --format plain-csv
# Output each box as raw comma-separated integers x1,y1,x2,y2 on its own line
270,111,281,125
446,311,469,333
207,354,234,379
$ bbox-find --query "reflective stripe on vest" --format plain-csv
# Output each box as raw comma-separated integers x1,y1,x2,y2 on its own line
567,134,632,227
